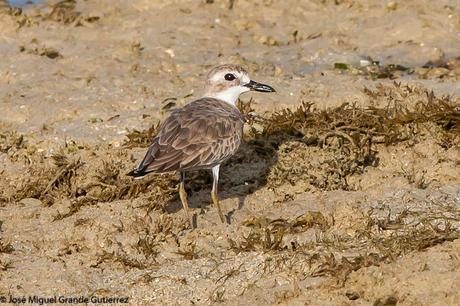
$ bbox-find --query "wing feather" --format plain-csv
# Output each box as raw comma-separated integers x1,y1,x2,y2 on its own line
134,98,244,174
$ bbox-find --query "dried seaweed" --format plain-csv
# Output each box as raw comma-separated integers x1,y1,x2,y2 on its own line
136,235,160,260
14,151,83,206
334,59,410,80
134,214,182,259
0,131,24,154
7,146,176,219
5,0,99,28
44,0,80,24
175,242,199,260
124,122,161,148
333,56,460,80
0,259,13,271
77,159,176,203
91,250,150,270
229,212,330,253
0,238,13,254
243,83,459,190
259,83,459,144
417,56,460,79
252,198,460,286
52,153,177,219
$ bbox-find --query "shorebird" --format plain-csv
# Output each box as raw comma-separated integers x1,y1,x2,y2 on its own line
128,64,275,227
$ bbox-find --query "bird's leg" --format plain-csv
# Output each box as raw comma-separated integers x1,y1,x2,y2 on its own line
211,165,226,224
178,171,193,228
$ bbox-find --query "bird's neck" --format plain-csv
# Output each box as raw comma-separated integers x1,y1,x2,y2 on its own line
204,87,243,106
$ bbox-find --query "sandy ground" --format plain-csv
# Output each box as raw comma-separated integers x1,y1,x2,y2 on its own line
1,0,460,305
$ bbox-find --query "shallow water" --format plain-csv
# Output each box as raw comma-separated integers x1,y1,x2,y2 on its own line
8,0,42,7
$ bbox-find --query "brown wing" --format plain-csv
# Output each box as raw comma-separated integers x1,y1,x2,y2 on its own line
134,98,244,175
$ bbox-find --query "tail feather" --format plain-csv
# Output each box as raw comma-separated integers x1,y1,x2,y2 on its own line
126,168,148,178
127,140,160,179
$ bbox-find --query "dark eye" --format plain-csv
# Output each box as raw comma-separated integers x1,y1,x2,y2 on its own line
224,73,236,81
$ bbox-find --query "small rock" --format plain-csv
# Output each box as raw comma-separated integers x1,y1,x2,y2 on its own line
360,59,372,67
374,295,398,306
39,47,62,59
346,291,360,300
19,198,42,206
387,1,397,10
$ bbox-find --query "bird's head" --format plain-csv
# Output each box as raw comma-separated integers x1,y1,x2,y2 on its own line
203,64,275,105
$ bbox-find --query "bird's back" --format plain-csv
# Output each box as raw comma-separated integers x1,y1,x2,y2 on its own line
129,98,244,176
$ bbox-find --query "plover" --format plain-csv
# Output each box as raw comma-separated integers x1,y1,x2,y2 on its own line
128,64,275,227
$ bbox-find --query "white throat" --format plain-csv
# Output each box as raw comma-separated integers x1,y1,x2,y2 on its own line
205,86,249,106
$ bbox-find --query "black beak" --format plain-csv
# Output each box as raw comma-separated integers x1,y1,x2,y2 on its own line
244,80,276,93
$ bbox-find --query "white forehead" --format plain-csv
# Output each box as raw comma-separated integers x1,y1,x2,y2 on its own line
209,70,250,84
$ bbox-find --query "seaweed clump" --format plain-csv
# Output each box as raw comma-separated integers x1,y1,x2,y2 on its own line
229,197,460,286
242,82,459,191
334,59,410,79
257,82,459,145
14,151,83,206
228,211,330,252
0,131,25,155
124,122,161,148
6,147,177,219
416,56,460,80
4,0,100,29
52,150,178,220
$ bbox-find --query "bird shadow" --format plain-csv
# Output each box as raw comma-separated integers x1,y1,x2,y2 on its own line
163,136,282,224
